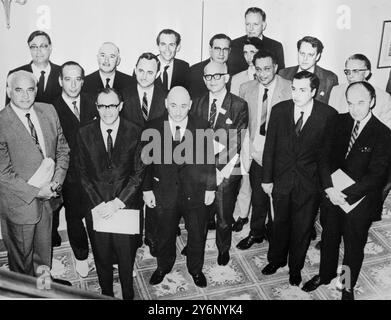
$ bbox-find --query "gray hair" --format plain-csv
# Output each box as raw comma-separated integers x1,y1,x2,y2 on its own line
7,70,38,88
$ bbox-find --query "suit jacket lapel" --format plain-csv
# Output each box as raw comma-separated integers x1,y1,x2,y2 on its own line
214,93,231,129
149,86,163,120
34,104,53,156
93,120,109,164
44,62,55,96
7,105,36,149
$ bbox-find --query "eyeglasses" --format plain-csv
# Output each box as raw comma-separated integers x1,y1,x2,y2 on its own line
212,47,230,55
344,69,367,76
96,103,120,110
203,73,227,81
29,44,50,51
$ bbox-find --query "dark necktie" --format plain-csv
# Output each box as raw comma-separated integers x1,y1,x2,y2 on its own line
162,65,169,91
259,88,268,135
26,113,42,154
72,101,80,121
208,99,217,128
253,73,257,80
37,71,45,99
142,92,149,121
107,129,113,161
294,111,304,136
346,121,360,158
105,78,110,89
174,125,181,142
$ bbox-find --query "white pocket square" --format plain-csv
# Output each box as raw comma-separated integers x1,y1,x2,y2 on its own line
153,177,160,182
225,118,233,125
320,91,325,96
219,108,227,115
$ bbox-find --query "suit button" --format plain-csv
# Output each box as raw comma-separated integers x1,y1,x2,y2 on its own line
187,197,191,200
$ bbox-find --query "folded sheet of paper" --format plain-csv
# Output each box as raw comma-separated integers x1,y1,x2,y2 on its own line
331,169,364,213
28,158,55,188
92,208,140,235
213,140,225,155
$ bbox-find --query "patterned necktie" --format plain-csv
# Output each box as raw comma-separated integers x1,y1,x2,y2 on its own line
107,129,113,161
346,121,360,158
162,65,169,91
174,125,181,142
105,78,110,89
72,101,80,121
26,113,42,154
142,92,149,121
259,88,268,135
294,111,304,136
208,99,217,128
37,71,45,99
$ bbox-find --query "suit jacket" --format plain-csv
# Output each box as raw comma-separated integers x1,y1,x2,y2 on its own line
239,75,292,165
0,103,70,224
229,35,285,76
76,117,145,210
6,61,62,105
53,93,98,184
82,70,133,98
155,58,190,92
329,83,391,128
187,59,232,100
262,99,337,195
319,113,391,221
278,65,338,104
141,114,216,210
386,69,391,95
230,69,253,96
121,82,167,128
191,92,248,174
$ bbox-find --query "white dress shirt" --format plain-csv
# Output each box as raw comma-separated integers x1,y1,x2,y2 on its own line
354,111,372,137
31,63,51,90
100,117,120,150
257,77,277,132
11,103,47,157
168,116,188,140
158,56,174,89
99,71,115,88
137,84,154,112
62,93,81,117
294,99,314,128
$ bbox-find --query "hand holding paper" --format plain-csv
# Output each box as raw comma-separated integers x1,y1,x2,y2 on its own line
325,187,347,206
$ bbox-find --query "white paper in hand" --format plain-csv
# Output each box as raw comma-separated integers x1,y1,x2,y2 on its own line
28,158,55,188
92,209,140,235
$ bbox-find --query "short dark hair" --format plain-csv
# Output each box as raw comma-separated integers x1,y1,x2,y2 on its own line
243,37,263,52
252,50,277,66
59,61,85,79
96,87,123,103
136,52,160,71
297,36,324,55
245,7,266,21
209,33,231,48
27,30,51,45
294,71,320,93
156,29,181,46
345,81,376,108
346,54,372,81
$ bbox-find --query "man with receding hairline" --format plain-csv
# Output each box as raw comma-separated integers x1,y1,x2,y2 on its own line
82,42,133,97
0,70,69,278
142,86,216,287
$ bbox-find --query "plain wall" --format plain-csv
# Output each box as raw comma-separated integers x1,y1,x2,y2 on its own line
1,0,391,106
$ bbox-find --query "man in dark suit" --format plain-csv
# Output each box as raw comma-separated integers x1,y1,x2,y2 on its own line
76,88,145,300
122,53,167,255
82,42,133,97
0,70,69,277
261,71,337,286
279,36,338,104
191,61,248,265
142,86,216,287
188,34,232,99
6,30,62,105
228,7,285,76
155,29,190,92
52,61,97,276
302,82,391,300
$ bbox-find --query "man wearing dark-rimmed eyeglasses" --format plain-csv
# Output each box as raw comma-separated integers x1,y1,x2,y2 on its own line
6,30,61,106
188,34,233,99
76,87,145,299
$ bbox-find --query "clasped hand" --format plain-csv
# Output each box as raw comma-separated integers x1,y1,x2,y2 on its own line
37,182,60,200
325,187,347,206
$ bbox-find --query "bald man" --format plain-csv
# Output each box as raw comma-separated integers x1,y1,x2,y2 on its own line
0,70,69,277
191,61,248,266
82,42,133,97
142,86,216,288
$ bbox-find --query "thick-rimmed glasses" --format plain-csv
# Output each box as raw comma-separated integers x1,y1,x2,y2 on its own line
96,103,121,110
344,69,367,76
29,44,50,51
203,73,227,81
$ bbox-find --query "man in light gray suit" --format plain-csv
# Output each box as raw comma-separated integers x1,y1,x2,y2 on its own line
0,70,69,277
236,50,291,250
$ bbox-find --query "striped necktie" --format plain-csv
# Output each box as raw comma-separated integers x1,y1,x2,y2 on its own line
72,101,80,121
208,99,217,128
162,65,169,91
346,121,360,158
26,113,43,155
259,88,268,135
105,78,110,89
294,111,304,136
142,92,149,121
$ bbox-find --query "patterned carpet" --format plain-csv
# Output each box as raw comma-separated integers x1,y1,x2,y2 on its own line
1,204,391,300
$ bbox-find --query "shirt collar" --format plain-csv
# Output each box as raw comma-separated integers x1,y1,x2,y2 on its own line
259,76,277,92
295,99,314,115
62,93,80,108
168,116,188,130
209,88,227,102
298,65,315,74
158,56,174,70
99,71,115,84
355,111,372,128
137,84,154,95
10,102,34,115
31,62,51,76
100,117,120,133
